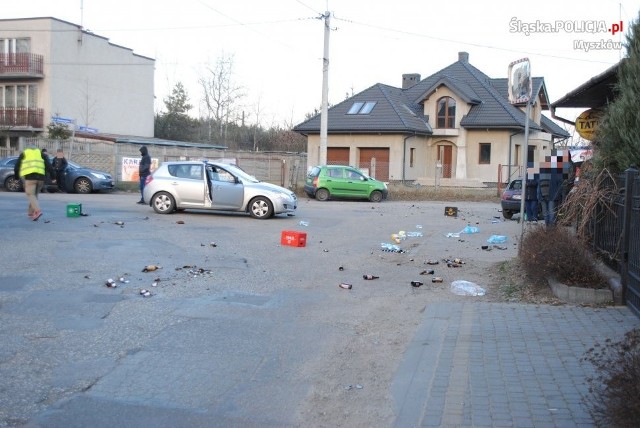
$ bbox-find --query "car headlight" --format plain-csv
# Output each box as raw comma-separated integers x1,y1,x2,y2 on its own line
91,172,107,179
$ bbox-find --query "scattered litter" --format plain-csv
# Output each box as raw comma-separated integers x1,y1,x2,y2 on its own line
493,245,508,250
345,384,363,390
151,278,160,287
450,280,485,296
118,276,129,284
487,235,508,244
363,275,379,280
114,221,124,226
139,289,152,297
416,225,423,229
445,232,461,238
431,277,443,283
84,275,91,279
339,283,352,290
406,231,423,237
105,278,117,288
481,245,490,250
420,269,435,275
491,219,500,224
381,243,403,253
299,220,309,227
209,242,217,247
425,259,439,265
338,265,344,271
410,280,423,287
461,225,479,234
142,264,162,272
176,220,185,224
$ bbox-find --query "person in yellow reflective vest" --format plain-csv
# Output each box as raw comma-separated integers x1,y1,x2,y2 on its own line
14,144,55,221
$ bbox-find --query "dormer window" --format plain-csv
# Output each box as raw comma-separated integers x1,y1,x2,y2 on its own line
347,101,376,115
436,96,456,128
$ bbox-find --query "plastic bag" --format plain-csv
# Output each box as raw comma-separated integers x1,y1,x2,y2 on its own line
487,235,508,244
461,225,479,234
450,280,486,296
381,243,403,253
445,232,461,238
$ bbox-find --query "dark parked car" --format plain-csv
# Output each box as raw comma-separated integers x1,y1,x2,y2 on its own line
500,178,522,219
0,156,115,194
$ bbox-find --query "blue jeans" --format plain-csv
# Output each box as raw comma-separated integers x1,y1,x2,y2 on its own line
525,200,538,221
539,199,557,225
139,176,148,201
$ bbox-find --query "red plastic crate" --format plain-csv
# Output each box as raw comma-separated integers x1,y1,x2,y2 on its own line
281,230,307,247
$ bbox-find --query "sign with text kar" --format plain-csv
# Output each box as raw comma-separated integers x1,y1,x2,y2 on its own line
121,157,159,182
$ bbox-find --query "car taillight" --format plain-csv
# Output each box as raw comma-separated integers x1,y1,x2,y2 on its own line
313,177,318,187
145,176,153,185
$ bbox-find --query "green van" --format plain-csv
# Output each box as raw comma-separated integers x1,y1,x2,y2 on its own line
304,165,388,202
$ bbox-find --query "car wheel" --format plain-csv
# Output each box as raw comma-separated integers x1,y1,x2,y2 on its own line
152,192,176,214
315,188,330,201
502,210,514,220
249,196,274,219
369,190,383,203
5,175,23,192
74,177,93,194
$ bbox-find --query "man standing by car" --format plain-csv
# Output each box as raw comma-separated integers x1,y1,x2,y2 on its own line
14,143,55,221
137,146,151,204
52,148,68,192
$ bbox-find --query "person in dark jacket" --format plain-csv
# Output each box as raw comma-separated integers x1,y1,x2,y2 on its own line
537,173,563,226
51,148,68,192
137,146,151,204
14,144,55,221
524,176,539,222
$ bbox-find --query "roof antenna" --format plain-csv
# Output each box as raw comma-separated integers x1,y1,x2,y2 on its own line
78,0,84,44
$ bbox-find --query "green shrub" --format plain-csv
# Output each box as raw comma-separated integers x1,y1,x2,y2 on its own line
519,226,608,289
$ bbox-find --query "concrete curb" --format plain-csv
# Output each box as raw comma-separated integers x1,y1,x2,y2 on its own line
548,277,614,304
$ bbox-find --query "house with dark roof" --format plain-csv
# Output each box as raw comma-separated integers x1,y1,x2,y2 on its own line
294,52,570,186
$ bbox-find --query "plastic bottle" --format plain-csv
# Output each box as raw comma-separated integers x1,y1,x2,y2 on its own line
363,274,379,280
339,283,352,289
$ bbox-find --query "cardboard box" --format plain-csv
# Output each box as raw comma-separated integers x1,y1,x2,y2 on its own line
66,203,82,217
281,230,307,247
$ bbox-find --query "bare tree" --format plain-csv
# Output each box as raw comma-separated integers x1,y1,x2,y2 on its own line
198,53,245,143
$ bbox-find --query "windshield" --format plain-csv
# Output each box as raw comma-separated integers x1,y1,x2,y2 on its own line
218,163,259,183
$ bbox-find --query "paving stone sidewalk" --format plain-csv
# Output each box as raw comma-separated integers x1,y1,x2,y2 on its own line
392,302,640,428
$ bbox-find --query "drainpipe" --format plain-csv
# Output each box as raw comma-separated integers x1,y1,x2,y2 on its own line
402,134,413,182
508,131,522,182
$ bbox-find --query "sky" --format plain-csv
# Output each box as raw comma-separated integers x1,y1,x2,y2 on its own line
4,0,640,132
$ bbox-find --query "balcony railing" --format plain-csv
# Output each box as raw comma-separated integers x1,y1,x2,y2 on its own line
0,108,44,129
0,53,44,76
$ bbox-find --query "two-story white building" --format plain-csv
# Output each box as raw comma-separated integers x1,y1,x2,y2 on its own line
0,17,155,155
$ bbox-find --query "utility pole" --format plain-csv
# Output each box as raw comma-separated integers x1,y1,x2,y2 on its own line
319,11,330,166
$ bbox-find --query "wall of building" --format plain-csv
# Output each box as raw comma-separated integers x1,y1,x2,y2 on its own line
0,18,155,138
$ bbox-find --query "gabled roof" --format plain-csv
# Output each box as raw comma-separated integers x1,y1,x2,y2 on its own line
294,53,570,139
294,83,432,135
414,75,482,105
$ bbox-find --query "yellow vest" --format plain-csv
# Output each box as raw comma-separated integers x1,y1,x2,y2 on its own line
20,148,45,177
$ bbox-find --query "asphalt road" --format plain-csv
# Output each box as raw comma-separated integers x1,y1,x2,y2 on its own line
0,190,523,427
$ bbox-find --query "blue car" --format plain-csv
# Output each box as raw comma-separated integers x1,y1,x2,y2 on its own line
0,156,115,194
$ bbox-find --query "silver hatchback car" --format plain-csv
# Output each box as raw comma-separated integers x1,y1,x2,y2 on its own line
143,161,297,219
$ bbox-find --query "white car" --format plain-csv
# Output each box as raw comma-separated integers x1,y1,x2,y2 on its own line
143,161,297,219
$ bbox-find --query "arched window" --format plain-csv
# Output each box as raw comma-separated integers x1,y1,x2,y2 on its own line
436,97,456,128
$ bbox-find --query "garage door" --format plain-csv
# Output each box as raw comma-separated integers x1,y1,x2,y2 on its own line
359,148,389,181
327,147,349,165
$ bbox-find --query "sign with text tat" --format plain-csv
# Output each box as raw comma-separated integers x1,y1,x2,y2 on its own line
575,109,602,141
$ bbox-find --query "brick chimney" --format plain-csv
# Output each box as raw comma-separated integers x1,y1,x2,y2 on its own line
402,73,421,89
458,52,469,63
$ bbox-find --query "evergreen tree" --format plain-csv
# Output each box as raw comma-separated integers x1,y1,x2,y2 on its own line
595,12,640,172
155,82,196,141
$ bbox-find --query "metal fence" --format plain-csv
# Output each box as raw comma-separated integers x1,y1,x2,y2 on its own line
8,138,309,191
590,168,640,317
